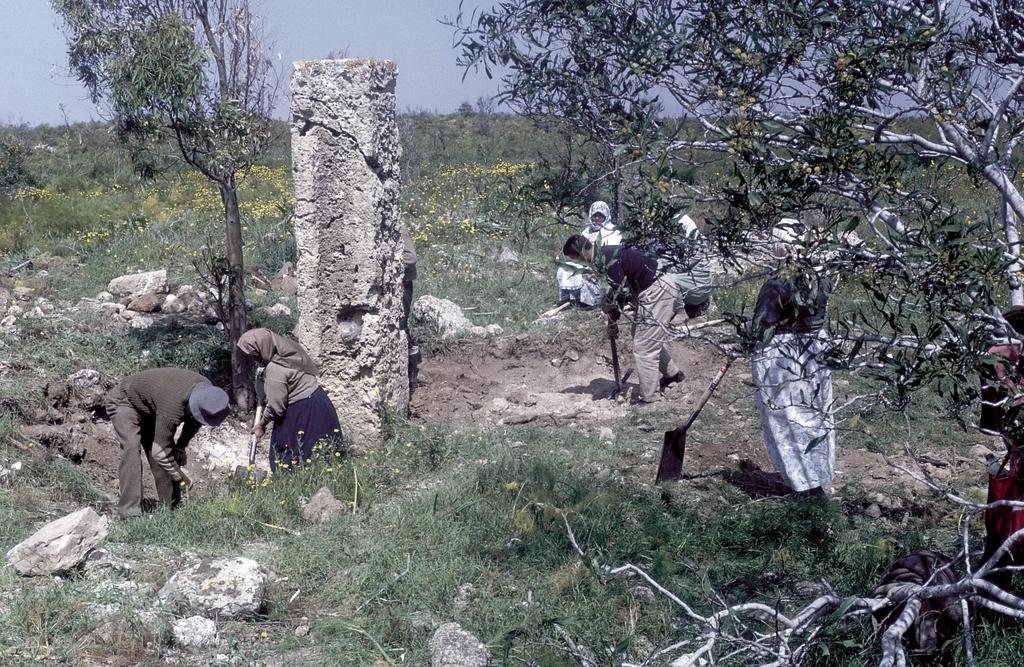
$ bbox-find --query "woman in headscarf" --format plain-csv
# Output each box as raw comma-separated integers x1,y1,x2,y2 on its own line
582,200,623,247
237,328,343,471
749,220,835,496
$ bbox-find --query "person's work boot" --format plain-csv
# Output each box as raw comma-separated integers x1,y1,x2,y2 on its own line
659,370,685,390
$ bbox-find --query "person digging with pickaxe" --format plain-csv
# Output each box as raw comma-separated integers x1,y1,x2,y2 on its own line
563,234,685,404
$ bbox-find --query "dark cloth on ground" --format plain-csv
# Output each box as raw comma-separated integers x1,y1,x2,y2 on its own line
270,386,343,471
107,368,209,518
871,550,963,656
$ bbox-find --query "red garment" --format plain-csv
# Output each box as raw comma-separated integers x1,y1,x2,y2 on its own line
980,344,1024,575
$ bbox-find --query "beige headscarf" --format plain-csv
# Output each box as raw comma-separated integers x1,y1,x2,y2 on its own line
237,328,319,376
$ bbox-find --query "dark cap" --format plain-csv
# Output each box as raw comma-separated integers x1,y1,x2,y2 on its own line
188,383,230,426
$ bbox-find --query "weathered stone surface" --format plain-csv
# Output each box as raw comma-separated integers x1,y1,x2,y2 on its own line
413,296,474,339
127,293,162,313
302,486,346,523
260,303,292,318
430,623,491,667
82,547,136,578
107,270,168,297
271,262,298,295
68,368,106,409
173,615,220,649
6,507,111,576
157,557,267,619
291,59,408,445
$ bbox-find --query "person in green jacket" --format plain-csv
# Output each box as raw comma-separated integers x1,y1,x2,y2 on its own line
105,368,230,519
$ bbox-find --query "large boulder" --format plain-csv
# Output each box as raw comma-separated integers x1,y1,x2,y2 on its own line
412,296,474,339
302,486,346,524
430,623,491,667
107,270,168,298
157,557,267,619
6,507,111,576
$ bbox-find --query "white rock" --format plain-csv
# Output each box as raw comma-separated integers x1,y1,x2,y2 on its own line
173,615,220,649
26,306,46,319
6,304,23,316
68,368,102,389
129,315,155,330
177,284,194,296
95,291,114,303
107,270,168,297
260,303,292,318
6,507,111,576
598,427,615,442
485,324,504,336
0,315,15,328
412,295,474,339
497,247,520,264
471,326,488,338
157,557,267,619
161,293,186,314
430,622,491,667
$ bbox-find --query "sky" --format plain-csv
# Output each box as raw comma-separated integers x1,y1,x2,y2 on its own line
0,0,501,126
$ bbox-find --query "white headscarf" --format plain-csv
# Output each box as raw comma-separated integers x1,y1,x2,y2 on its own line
583,200,622,246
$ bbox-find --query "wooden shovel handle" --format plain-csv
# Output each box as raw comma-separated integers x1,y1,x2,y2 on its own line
681,357,735,432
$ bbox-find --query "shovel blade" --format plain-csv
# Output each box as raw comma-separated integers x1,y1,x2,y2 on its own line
655,427,687,484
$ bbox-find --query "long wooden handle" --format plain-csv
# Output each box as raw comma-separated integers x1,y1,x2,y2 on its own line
248,404,264,464
681,357,734,431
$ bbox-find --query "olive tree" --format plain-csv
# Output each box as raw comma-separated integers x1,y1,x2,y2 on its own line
53,0,280,408
454,0,1024,661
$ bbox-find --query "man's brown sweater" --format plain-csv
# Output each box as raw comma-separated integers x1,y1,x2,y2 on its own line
120,368,209,481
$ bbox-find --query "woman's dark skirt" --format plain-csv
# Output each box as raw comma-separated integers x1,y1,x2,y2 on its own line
270,386,344,471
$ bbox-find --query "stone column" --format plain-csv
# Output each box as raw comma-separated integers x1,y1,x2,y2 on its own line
290,59,407,445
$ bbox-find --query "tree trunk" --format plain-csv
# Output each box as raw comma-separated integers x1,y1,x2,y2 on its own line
220,175,254,410
1004,196,1024,306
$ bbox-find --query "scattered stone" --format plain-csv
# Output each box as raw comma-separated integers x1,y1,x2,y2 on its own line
492,337,515,359
161,293,186,314
6,304,23,316
302,486,346,524
970,444,996,464
294,624,310,638
407,610,436,630
430,622,491,667
0,315,15,328
628,585,656,603
95,291,114,303
83,547,136,578
452,583,475,611
33,297,54,314
6,507,111,576
564,348,581,362
793,580,829,598
129,315,155,330
26,306,46,319
270,262,298,295
13,286,34,302
157,557,267,619
864,504,882,519
866,492,905,512
127,293,161,313
490,398,510,412
470,326,487,338
413,295,474,339
497,247,520,264
107,270,169,297
598,427,615,442
173,615,220,649
260,303,292,318
485,324,503,336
